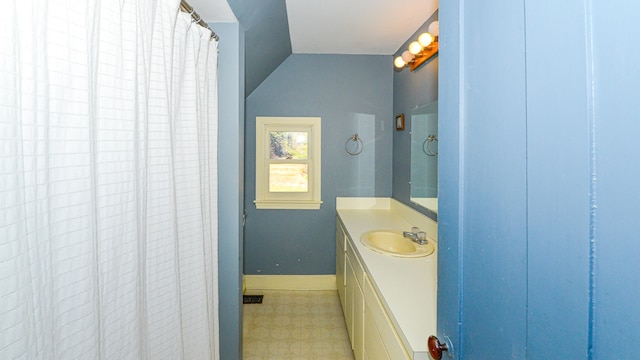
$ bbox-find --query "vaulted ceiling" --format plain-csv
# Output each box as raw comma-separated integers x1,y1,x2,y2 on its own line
285,0,437,55
190,0,437,96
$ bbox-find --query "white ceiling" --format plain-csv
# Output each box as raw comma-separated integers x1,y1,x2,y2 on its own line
191,0,438,55
188,0,236,22
286,0,438,55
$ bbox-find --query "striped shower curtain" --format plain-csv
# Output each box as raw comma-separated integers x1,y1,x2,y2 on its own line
0,0,219,358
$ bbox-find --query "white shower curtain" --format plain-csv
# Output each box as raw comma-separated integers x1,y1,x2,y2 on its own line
0,0,219,359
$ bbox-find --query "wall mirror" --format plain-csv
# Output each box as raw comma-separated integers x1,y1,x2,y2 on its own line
410,100,438,215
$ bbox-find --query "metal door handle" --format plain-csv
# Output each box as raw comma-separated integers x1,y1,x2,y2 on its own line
428,335,448,359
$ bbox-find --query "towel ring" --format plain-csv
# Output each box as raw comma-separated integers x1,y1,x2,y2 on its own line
345,134,364,156
422,134,438,156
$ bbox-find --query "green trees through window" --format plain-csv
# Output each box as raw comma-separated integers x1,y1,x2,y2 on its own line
269,131,309,192
269,131,308,160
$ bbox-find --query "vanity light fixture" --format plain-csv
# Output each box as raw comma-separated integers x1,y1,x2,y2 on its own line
394,20,439,71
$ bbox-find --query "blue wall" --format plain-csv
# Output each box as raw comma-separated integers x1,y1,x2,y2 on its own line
244,54,393,275
524,1,591,357
226,0,292,96
209,22,244,360
438,0,640,358
589,1,640,356
392,12,439,220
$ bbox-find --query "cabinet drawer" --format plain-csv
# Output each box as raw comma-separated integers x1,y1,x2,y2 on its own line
347,240,365,287
363,277,410,360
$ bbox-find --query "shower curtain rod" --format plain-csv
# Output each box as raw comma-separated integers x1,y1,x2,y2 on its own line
180,0,219,41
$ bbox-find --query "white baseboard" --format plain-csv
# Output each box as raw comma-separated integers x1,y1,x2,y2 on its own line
244,275,337,291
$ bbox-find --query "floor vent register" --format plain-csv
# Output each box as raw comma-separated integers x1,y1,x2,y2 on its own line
243,295,264,304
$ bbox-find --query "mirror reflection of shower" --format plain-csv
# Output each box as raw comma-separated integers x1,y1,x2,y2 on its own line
410,101,438,214
422,134,438,156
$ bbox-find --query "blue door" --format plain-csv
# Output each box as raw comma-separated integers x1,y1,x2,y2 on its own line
437,0,640,359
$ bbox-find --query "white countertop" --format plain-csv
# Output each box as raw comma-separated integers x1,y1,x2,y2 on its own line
336,198,437,360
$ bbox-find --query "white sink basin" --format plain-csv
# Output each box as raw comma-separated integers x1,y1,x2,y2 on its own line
360,230,435,258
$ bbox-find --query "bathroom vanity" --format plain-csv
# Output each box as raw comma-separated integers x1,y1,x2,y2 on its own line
336,198,437,360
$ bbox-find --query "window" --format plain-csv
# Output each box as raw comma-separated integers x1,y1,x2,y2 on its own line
254,117,322,210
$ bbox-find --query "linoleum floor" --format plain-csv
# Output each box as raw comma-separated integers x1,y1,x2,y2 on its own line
242,290,354,360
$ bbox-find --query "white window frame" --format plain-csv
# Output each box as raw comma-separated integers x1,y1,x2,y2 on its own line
254,116,322,210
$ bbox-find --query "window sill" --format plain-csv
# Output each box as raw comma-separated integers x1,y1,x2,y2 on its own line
254,199,323,210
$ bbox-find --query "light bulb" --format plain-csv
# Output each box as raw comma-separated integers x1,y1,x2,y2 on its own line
418,32,434,47
428,21,439,37
394,56,406,68
401,50,414,63
409,41,423,55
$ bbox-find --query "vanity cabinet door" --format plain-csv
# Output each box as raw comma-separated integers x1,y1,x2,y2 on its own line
364,305,390,360
336,219,346,313
363,277,410,360
345,239,365,359
345,253,356,347
353,278,365,360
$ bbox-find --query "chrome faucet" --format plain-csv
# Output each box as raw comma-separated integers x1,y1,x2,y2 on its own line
403,227,428,245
